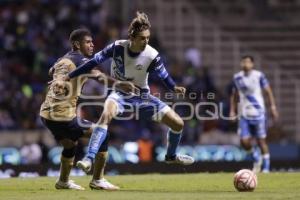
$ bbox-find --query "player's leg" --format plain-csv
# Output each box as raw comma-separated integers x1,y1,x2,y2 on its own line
256,138,270,173
58,139,77,183
77,98,119,173
255,120,270,173
55,139,85,190
159,109,194,165
89,135,119,190
40,117,84,190
238,118,261,173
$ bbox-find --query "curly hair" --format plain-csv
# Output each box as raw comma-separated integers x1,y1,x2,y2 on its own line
128,11,151,37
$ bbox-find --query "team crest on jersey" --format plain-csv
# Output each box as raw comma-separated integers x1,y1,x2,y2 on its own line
135,64,143,70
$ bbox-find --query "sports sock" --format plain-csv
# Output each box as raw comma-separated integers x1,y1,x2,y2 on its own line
262,154,270,171
166,129,182,158
92,152,108,180
252,146,261,163
59,155,74,183
86,125,108,160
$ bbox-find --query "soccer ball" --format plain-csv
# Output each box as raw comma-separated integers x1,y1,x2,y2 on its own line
233,169,257,192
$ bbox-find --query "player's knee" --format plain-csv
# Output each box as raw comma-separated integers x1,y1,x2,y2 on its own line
62,146,76,158
172,118,184,132
240,139,251,150
100,112,114,125
60,139,77,149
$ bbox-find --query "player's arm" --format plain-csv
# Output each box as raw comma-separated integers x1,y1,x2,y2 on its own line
264,86,278,120
229,82,239,120
90,69,140,94
50,59,74,97
148,55,186,95
260,73,279,121
66,43,115,80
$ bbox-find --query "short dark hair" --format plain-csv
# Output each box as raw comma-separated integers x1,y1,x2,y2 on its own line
128,11,151,37
241,55,254,62
69,28,91,43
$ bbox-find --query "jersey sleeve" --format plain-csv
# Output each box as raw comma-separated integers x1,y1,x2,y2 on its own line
68,42,115,79
147,54,176,91
53,59,75,78
259,72,269,89
94,42,114,63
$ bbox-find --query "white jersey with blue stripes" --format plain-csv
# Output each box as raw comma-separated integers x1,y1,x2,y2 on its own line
94,40,168,91
233,69,269,119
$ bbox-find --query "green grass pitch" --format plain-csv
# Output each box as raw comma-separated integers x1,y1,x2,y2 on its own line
0,173,300,200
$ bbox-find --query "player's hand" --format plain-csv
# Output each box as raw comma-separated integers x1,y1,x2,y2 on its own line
62,75,70,82
116,81,140,95
91,69,103,78
174,86,186,95
271,106,279,121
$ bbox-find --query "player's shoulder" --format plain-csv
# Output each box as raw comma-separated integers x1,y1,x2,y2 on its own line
62,51,87,67
252,69,265,77
144,44,159,59
233,71,243,79
114,39,129,47
51,58,75,74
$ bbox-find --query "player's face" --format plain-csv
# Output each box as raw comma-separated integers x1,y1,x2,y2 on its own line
240,58,254,71
132,29,150,52
80,35,94,57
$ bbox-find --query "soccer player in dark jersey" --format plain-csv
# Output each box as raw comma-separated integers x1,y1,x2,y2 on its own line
40,29,136,190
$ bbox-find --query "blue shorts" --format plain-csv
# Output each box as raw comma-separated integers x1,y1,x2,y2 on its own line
107,91,171,122
238,117,267,139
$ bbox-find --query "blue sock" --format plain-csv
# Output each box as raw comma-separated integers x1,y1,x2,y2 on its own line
86,126,108,160
262,154,270,171
166,129,182,158
252,146,261,163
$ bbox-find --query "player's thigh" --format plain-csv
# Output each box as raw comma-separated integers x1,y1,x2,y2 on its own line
161,109,184,132
59,138,78,149
66,117,94,139
238,118,251,139
251,120,267,139
41,117,84,142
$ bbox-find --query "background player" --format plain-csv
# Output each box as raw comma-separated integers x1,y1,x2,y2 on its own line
40,29,135,190
64,12,194,173
230,55,279,173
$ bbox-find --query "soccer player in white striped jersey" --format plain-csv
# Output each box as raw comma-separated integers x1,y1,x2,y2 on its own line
230,56,279,173
64,12,194,177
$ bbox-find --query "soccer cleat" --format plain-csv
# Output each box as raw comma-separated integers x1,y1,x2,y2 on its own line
55,180,85,190
165,154,194,165
89,179,120,191
252,158,262,173
262,169,270,173
76,157,92,174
